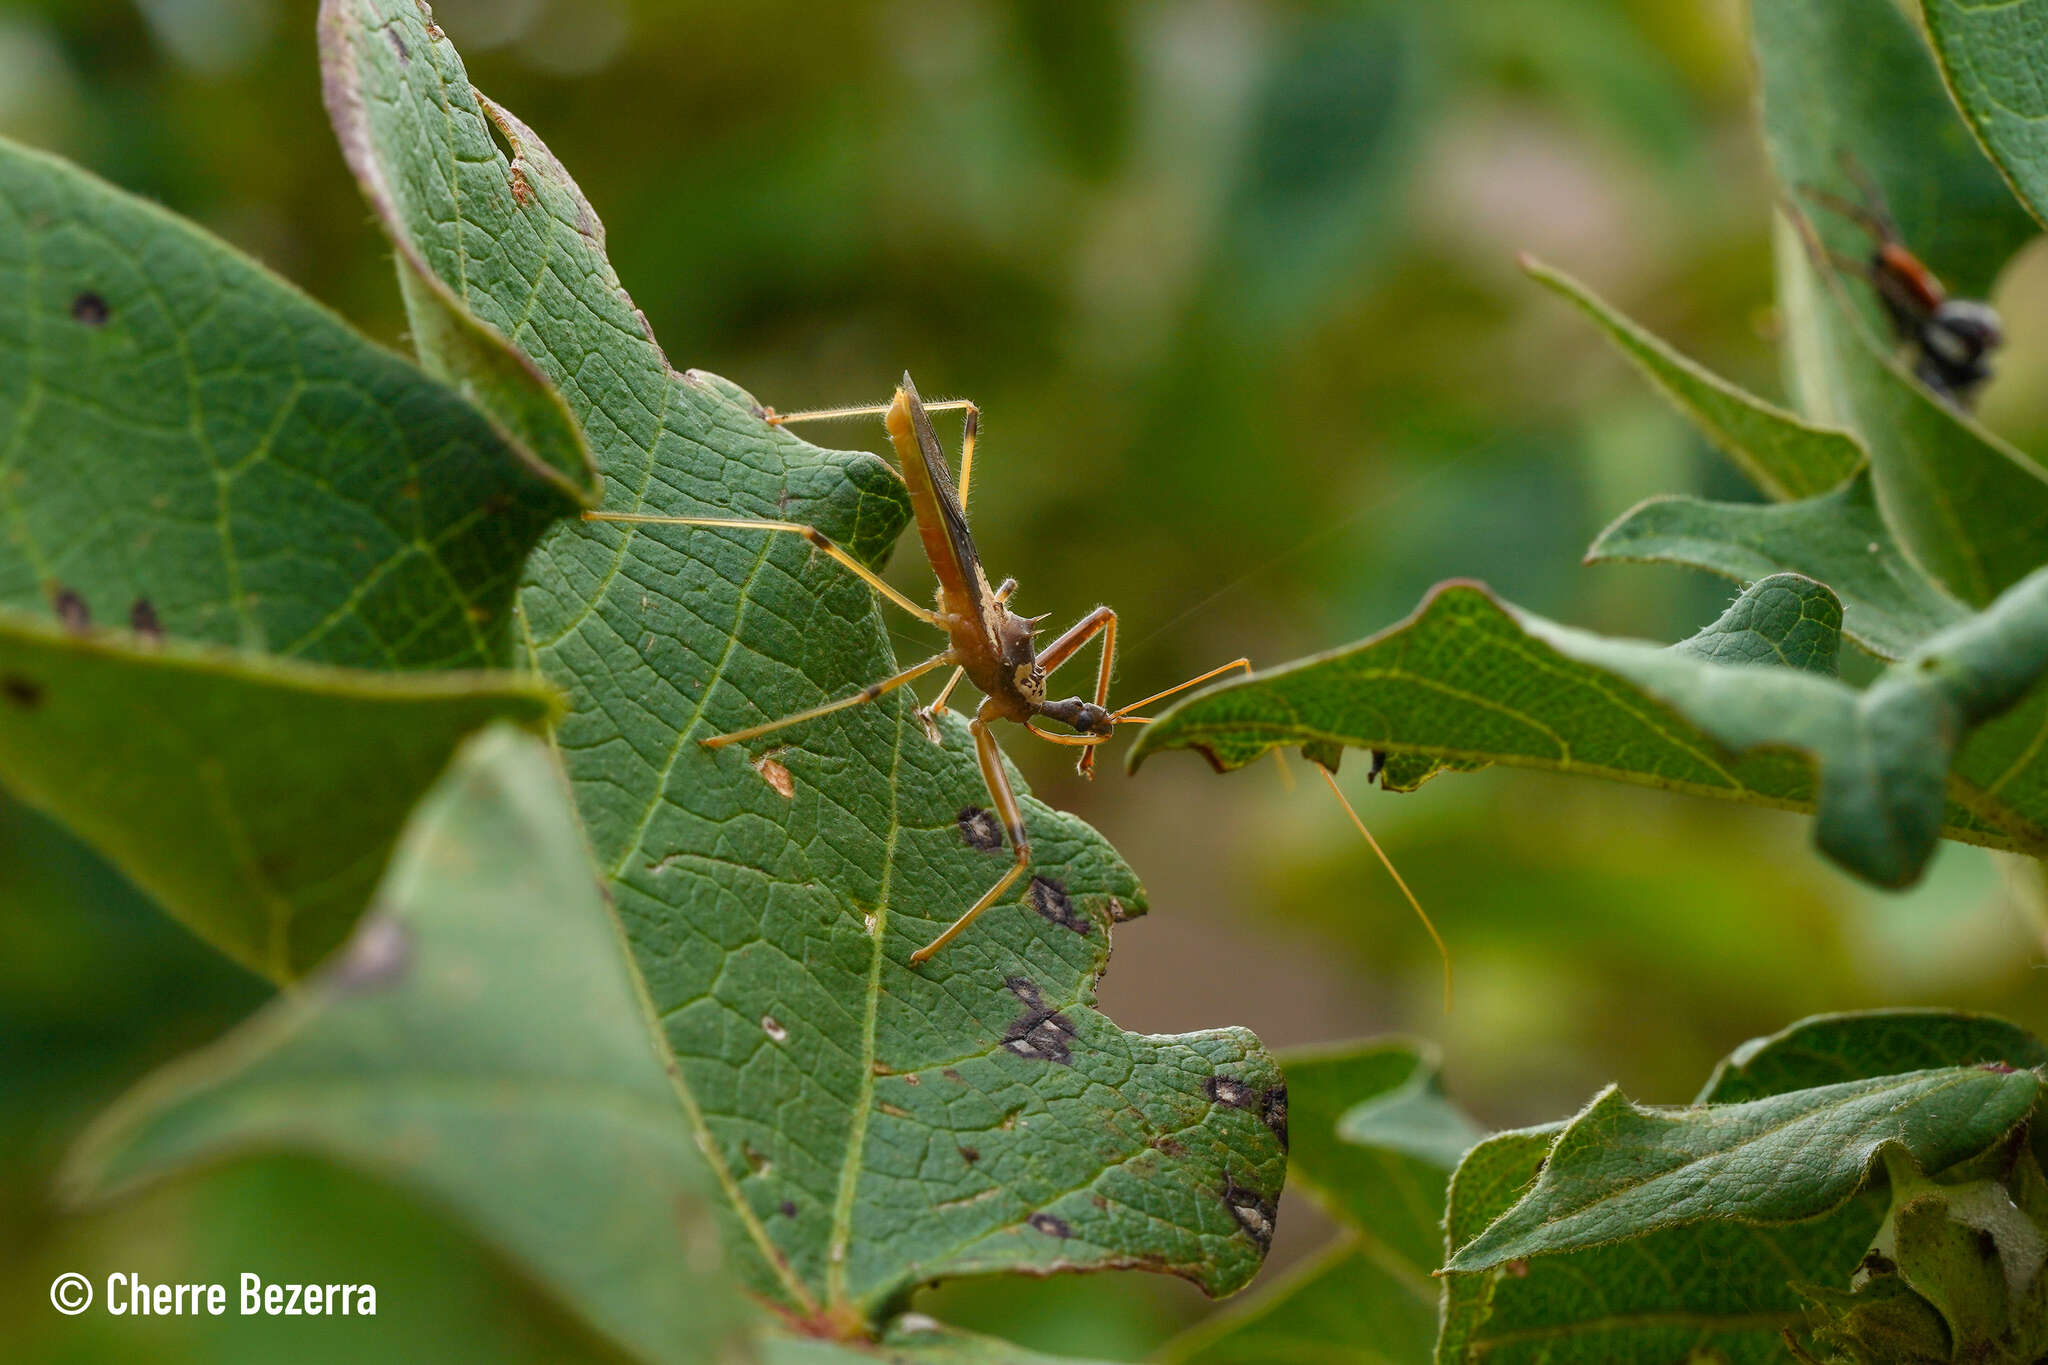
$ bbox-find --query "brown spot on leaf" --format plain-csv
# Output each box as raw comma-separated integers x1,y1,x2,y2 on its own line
878,1102,911,1119
1107,896,1131,923
1152,1136,1188,1158
1204,1076,1253,1108
754,751,795,798
1980,1061,2017,1074
71,292,109,326
1091,1194,1109,1210
958,806,1003,852
1859,1250,1896,1277
1221,1178,1277,1249
761,1015,788,1042
52,587,89,634
3,675,41,708
943,1069,965,1084
509,165,534,207
1027,1212,1071,1239
1505,1258,1529,1278
1262,1084,1289,1150
1028,876,1088,934
1002,977,1077,1064
385,27,409,61
742,1143,770,1175
958,1146,979,1164
780,1200,797,1219
129,598,163,642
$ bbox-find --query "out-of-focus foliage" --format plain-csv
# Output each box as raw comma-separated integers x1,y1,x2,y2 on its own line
7,1,2048,1361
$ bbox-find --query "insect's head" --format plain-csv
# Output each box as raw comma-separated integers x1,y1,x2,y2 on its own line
1924,299,2002,367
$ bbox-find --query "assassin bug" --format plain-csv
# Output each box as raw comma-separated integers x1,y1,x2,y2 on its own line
582,374,1250,965
1800,154,2003,409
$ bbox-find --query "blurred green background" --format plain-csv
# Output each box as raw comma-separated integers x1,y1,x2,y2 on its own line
5,0,2047,1359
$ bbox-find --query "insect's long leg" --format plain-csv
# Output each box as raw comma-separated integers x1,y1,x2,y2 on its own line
1109,657,1253,722
909,717,1031,964
704,651,956,749
582,511,941,625
1036,607,1118,776
766,398,975,426
1798,184,1890,246
956,404,981,506
1316,761,1451,1014
1835,150,1903,238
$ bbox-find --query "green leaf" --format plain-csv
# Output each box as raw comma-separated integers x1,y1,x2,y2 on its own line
1591,473,1969,660
1923,0,2048,229
1668,572,1844,674
1447,1066,2039,1272
63,726,743,1365
1133,568,2048,887
1754,0,2048,606
1438,1124,1881,1363
763,1321,1124,1364
0,135,582,668
1164,1041,1476,1365
1702,1010,2048,1104
1524,256,1864,501
0,605,553,978
1165,1242,1438,1365
321,0,1287,1329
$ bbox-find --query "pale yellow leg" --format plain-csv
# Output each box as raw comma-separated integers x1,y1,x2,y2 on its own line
704,651,955,749
582,511,941,625
909,717,1030,965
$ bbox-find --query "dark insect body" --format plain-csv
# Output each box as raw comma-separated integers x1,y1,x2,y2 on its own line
1801,156,2003,408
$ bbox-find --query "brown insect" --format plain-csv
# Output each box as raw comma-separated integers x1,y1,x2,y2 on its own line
582,374,1248,965
1800,155,2002,409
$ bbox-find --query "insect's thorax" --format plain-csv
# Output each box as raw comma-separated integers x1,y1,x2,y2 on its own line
938,578,1045,722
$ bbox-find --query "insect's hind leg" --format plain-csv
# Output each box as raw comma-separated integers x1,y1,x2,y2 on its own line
704,651,955,749
581,510,942,626
909,716,1030,965
768,397,983,503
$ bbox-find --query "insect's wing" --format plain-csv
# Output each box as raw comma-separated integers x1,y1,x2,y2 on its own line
888,374,998,629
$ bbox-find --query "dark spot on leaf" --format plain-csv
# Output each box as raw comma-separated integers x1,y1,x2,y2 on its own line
52,587,89,634
1152,1135,1187,1158
1220,1178,1277,1248
780,1200,797,1219
1204,1076,1253,1108
1091,1194,1108,1209
129,598,163,642
327,916,409,992
1505,1258,1529,1278
754,752,795,798
741,1143,770,1175
943,1069,965,1084
1028,876,1088,934
1027,1212,1071,1239
509,165,534,207
1976,1228,1999,1260
1262,1085,1289,1150
1858,1250,1896,1277
958,1146,979,1164
1107,896,1131,922
2,675,41,708
386,27,409,62
71,292,109,326
1002,977,1076,1064
958,806,1003,852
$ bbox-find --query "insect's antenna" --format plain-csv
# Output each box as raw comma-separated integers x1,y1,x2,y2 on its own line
1315,760,1450,1014
1108,658,1252,723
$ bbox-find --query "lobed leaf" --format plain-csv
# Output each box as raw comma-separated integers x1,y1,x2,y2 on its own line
1446,1066,2039,1272
0,605,553,978
1923,0,2048,228
1591,473,1968,661
1165,1041,1475,1365
320,0,1286,1329
1524,256,1864,501
0,135,583,668
64,727,743,1365
1438,1124,1881,1363
1133,567,2048,887
1754,0,2048,607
